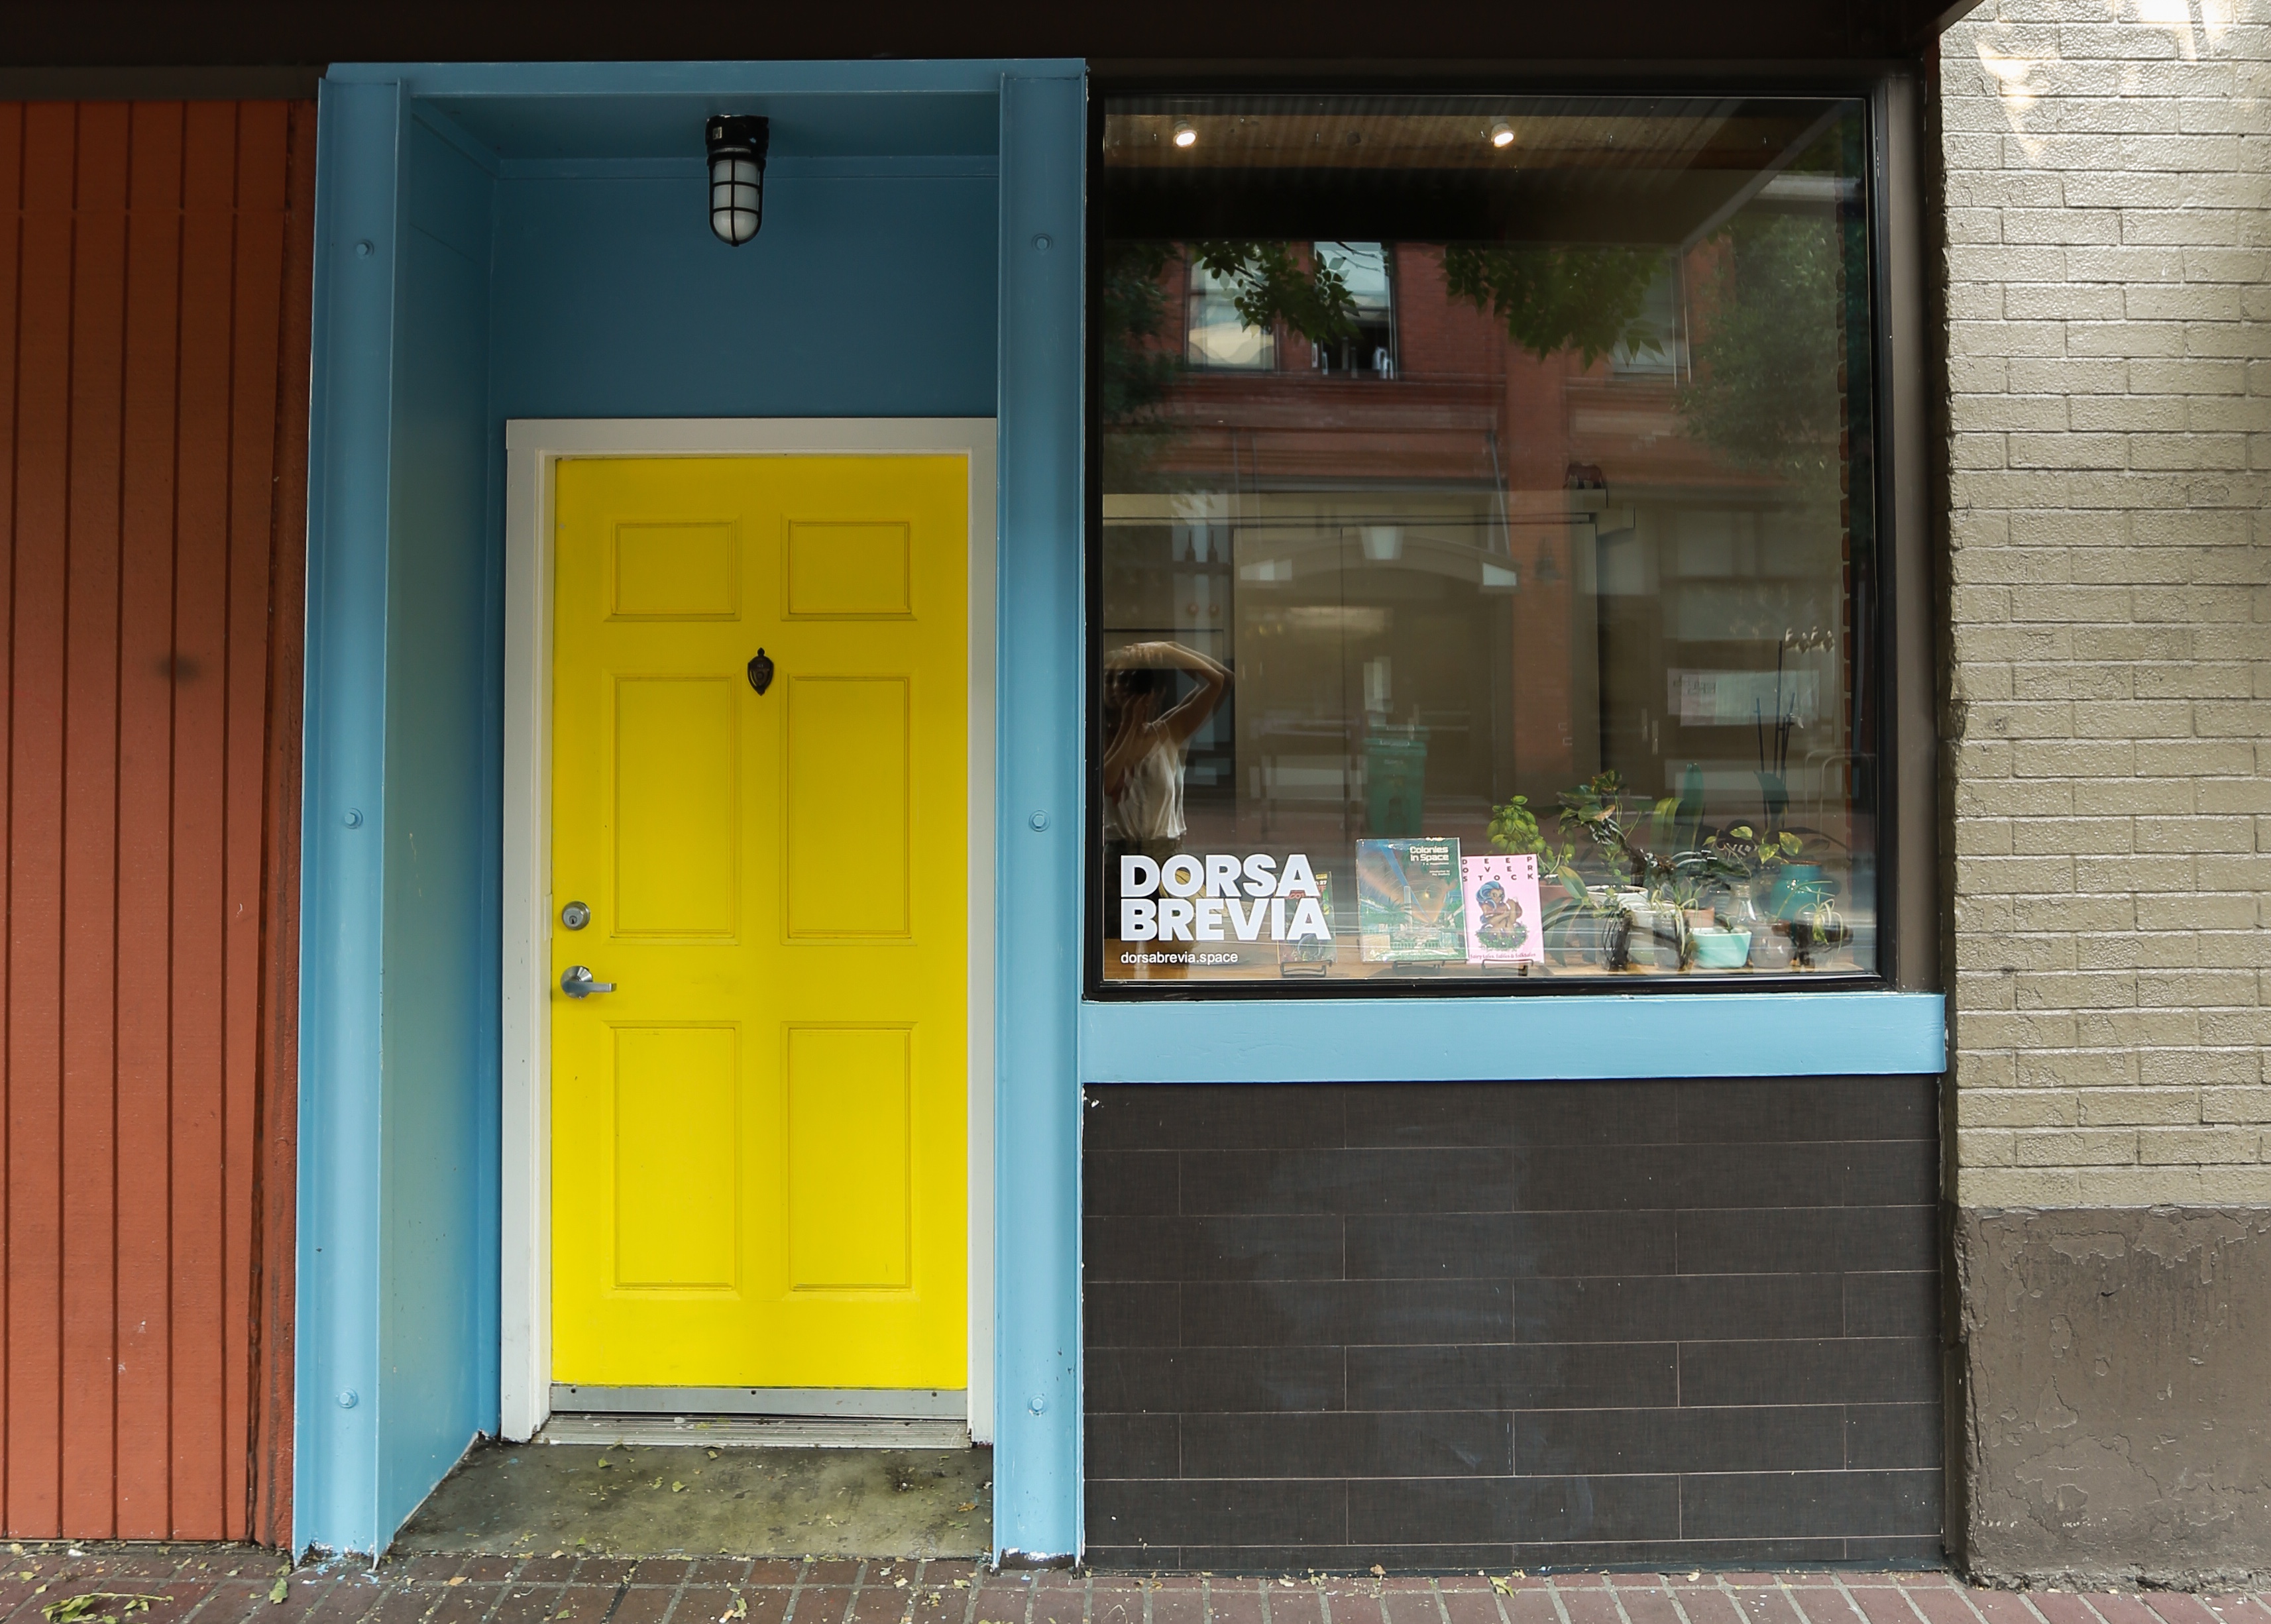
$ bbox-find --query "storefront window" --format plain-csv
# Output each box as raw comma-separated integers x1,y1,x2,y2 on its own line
1093,95,1884,989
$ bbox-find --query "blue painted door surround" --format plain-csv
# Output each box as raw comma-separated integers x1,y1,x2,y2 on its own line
296,54,1944,1564
297,58,1085,1560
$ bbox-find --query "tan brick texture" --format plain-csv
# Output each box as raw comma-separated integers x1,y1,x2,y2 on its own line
1941,0,2271,1209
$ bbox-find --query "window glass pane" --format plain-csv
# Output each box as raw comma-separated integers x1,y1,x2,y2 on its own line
1095,95,1882,988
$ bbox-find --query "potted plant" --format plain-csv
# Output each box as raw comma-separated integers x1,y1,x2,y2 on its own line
1487,792,1623,967
1789,881,1850,969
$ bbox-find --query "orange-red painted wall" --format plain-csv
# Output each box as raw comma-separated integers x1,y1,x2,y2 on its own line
0,98,312,1544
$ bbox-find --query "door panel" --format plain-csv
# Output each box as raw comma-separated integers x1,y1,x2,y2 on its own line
785,1024,913,1290
613,676,738,938
612,1024,740,1290
785,521,912,618
612,520,740,618
551,453,968,1395
785,677,911,939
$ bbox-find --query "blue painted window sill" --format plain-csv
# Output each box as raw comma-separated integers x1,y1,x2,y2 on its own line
1077,991,1946,1083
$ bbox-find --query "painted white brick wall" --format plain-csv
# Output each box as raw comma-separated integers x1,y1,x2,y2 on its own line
1942,0,2271,1207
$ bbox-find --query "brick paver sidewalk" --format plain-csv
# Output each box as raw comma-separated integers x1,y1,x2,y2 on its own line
1,1546,2266,1624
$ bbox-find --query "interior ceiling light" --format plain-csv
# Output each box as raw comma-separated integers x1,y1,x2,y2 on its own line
706,115,769,246
1172,121,1197,148
1489,121,1516,148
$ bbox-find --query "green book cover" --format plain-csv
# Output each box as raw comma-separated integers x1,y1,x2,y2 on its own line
1355,838,1466,962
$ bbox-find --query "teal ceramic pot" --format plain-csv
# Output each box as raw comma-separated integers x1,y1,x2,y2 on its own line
1691,930,1752,970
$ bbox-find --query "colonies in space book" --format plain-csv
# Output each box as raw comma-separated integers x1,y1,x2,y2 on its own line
1355,838,1466,963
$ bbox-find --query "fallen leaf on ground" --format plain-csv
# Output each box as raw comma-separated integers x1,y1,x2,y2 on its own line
42,1596,169,1624
720,1599,748,1622
1369,1566,1385,1578
447,1578,468,1588
671,1482,687,1493
268,1578,289,1605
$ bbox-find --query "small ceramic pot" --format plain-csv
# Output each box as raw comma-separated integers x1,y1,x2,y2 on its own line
1690,929,1751,970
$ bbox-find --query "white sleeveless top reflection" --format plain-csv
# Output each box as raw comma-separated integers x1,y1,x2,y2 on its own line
1106,730,1186,842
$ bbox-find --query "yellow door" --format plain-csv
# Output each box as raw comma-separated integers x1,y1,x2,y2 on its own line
550,455,968,1394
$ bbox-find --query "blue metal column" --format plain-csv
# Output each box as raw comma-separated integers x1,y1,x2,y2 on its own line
993,68,1087,1565
296,76,402,1557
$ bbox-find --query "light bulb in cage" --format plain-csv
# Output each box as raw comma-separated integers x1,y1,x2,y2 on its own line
706,115,769,246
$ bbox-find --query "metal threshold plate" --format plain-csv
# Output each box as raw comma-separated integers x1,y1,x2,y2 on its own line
551,1383,966,1421
539,1413,971,1450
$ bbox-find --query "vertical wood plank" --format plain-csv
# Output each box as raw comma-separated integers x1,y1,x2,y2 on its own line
8,101,80,1539
58,99,129,1539
0,101,26,1539
113,99,184,1540
166,99,235,1541
249,97,315,1550
221,101,288,1543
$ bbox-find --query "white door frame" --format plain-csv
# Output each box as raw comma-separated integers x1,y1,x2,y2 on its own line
498,418,999,1444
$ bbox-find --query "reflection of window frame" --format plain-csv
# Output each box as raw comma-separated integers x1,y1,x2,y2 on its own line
1184,257,1278,371
1310,241,1398,380
1084,88,1932,1004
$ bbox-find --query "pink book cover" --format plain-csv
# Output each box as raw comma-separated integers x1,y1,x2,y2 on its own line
1462,853,1545,965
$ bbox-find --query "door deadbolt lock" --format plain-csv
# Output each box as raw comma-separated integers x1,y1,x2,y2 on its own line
561,900,590,930
561,965,616,998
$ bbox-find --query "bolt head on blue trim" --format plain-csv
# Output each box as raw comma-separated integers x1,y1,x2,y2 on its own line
706,115,770,246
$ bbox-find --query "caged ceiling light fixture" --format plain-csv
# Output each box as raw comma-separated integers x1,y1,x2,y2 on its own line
706,115,770,245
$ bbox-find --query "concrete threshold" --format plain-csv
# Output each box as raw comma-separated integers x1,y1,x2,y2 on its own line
541,1414,973,1450
390,1429,991,1559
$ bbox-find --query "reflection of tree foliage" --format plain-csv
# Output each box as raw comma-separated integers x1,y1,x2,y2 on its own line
1439,244,1663,367
1099,240,1180,425
1677,212,1843,496
1098,241,1183,488
1189,241,1359,345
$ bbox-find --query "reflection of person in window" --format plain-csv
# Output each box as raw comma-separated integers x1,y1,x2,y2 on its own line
1102,640,1231,923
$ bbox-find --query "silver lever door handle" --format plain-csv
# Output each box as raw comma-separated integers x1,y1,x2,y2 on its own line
561,965,616,998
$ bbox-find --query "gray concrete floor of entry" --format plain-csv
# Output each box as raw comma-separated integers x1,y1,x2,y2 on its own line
391,1437,993,1558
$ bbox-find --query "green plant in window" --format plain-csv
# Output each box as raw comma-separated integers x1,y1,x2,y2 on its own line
1701,823,1804,885
1489,794,1594,918
1439,244,1665,367
1486,794,1543,856
1556,770,1664,891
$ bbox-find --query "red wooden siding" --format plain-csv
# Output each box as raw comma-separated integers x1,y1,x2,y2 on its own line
0,99,312,1545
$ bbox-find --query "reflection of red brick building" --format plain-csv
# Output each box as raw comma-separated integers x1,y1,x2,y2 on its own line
1107,238,1836,856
